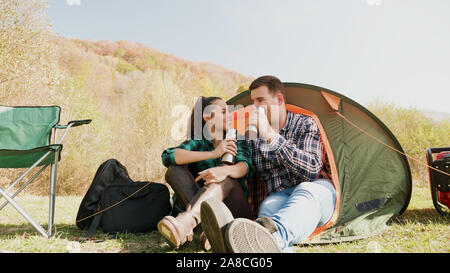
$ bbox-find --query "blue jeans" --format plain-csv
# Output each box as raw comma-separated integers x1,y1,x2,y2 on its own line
258,179,336,252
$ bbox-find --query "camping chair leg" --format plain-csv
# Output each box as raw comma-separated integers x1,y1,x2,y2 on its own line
0,151,52,206
0,165,49,210
0,187,49,238
0,149,58,238
48,156,58,237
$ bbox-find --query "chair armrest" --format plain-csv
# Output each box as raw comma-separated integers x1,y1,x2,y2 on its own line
53,119,91,144
55,119,92,129
69,119,92,127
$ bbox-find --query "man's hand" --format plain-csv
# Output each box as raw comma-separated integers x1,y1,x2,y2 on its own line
248,108,277,141
195,166,230,185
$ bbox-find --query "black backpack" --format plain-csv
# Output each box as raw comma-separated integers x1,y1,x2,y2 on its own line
76,159,171,238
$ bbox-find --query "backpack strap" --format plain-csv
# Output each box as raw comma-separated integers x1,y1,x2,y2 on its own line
79,214,102,243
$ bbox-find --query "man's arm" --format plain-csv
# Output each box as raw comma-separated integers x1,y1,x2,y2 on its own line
266,117,323,181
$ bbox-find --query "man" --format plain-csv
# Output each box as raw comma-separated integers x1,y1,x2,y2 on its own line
200,75,337,253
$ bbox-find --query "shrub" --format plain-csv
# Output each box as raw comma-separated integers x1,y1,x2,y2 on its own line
0,2,254,195
116,59,137,74
0,0,60,98
367,100,450,185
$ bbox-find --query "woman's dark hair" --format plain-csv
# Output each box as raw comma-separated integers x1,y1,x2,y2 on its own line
187,96,222,140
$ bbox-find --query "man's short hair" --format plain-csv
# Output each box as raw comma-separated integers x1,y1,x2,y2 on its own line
249,75,285,98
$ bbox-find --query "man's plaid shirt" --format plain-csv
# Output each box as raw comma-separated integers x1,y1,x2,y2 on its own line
246,110,323,196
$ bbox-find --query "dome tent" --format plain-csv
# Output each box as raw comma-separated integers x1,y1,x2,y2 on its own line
227,82,412,244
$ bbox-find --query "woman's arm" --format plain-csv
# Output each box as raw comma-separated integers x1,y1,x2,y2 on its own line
195,162,248,184
161,140,205,167
222,162,248,179
174,139,238,165
161,139,237,167
173,149,217,165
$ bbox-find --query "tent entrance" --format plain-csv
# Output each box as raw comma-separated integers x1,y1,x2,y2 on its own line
230,104,341,241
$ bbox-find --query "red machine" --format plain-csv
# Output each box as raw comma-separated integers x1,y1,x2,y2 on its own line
426,147,450,216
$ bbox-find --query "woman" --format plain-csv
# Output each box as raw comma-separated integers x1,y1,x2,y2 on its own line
158,96,253,250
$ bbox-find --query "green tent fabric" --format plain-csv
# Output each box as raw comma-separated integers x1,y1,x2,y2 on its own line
0,106,62,168
227,83,412,243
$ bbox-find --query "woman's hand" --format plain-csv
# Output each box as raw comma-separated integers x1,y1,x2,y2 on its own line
212,139,237,159
195,166,230,185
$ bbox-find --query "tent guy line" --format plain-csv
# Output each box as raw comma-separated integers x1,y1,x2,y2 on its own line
336,111,450,178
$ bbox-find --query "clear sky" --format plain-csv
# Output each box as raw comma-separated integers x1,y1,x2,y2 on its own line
47,0,450,113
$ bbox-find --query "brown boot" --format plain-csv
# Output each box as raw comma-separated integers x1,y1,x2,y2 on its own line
158,213,197,248
157,179,234,248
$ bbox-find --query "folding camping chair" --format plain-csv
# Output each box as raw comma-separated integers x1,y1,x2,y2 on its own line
0,105,91,238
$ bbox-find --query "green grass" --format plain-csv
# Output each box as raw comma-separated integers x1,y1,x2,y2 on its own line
0,186,448,253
